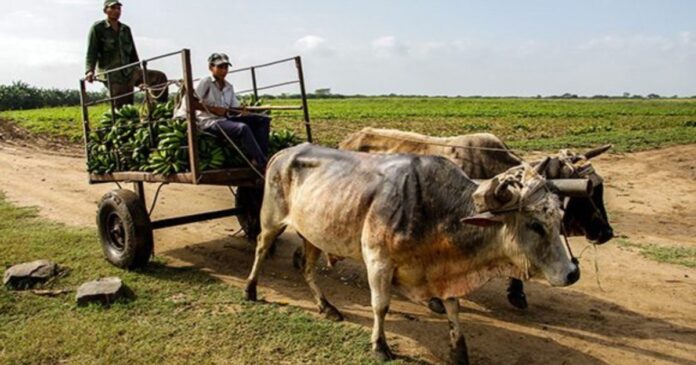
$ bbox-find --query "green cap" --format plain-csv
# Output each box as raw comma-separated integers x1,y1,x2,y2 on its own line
104,0,122,8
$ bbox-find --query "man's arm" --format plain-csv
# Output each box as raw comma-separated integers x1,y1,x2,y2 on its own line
126,26,140,64
190,79,227,116
189,97,226,116
85,24,99,82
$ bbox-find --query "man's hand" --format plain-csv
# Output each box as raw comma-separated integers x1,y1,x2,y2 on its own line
85,71,95,83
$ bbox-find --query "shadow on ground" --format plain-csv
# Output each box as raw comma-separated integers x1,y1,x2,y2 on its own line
156,234,695,365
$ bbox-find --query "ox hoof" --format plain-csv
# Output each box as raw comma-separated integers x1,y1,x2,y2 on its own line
372,338,395,362
450,337,469,365
427,298,446,314
320,300,344,322
244,283,258,302
507,290,528,310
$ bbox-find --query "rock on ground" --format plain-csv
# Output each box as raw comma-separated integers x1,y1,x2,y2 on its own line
3,260,59,290
76,277,130,306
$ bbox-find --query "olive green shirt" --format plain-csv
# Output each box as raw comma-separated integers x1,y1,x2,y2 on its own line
85,19,139,83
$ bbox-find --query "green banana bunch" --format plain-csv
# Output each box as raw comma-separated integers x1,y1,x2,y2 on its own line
198,133,226,171
269,129,300,156
147,118,189,175
152,100,175,120
127,126,152,171
147,148,189,175
88,104,142,173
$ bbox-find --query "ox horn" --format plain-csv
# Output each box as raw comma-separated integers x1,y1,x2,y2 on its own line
494,180,515,202
546,179,594,197
534,157,551,175
583,144,613,160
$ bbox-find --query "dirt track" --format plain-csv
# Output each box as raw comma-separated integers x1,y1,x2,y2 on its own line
0,141,695,365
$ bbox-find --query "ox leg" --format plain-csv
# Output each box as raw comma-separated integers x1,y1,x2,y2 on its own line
364,252,395,362
245,226,284,301
302,240,344,322
444,298,469,365
506,278,528,309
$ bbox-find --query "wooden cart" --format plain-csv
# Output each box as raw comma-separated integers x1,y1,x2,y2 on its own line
79,49,313,269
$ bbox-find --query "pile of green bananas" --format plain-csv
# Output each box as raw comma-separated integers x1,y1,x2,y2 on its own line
269,129,301,156
87,102,301,175
87,104,142,173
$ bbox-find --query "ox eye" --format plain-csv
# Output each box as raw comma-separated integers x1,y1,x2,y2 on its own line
527,221,546,236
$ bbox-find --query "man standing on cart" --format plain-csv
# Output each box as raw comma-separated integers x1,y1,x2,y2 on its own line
176,53,271,170
85,0,169,108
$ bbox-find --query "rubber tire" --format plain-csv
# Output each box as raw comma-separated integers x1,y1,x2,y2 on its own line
236,186,263,241
97,189,153,270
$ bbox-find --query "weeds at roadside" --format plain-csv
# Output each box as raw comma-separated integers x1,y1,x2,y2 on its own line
617,239,696,268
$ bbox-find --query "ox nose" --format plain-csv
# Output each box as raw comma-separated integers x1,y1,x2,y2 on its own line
566,265,580,285
597,228,614,244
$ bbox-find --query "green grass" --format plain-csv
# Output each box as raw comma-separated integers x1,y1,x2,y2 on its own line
0,193,412,365
617,239,696,268
2,98,696,152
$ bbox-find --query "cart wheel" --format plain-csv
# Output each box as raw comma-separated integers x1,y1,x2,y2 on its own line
235,186,262,241
97,189,153,270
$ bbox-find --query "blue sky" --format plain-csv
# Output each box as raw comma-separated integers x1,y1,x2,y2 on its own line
1,0,695,96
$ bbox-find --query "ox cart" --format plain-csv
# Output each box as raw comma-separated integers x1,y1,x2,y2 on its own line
79,49,313,269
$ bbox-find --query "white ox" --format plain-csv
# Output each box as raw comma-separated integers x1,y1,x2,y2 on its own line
245,144,580,364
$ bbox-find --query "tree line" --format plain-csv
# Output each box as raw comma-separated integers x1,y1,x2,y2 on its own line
1,81,693,112
0,81,107,111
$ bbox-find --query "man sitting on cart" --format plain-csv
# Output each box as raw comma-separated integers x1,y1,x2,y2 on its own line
176,53,271,170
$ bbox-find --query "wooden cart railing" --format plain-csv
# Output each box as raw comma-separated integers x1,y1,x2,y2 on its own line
78,49,313,269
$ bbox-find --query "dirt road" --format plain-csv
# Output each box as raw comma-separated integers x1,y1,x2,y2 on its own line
1,142,694,364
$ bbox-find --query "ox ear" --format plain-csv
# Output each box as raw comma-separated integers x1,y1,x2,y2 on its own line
461,212,506,227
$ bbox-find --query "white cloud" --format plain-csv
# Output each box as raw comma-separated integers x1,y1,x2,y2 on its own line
680,32,696,47
0,36,82,67
371,36,409,57
294,35,334,56
578,34,675,51
47,0,93,5
0,11,44,32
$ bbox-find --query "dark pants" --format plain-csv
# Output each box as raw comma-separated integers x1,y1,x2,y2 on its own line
109,69,169,109
204,114,271,168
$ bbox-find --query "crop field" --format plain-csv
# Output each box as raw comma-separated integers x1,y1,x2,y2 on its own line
2,97,696,152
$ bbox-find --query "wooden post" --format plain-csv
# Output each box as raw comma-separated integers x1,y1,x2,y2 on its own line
107,73,116,125
181,49,200,183
133,181,146,206
141,61,153,120
294,56,313,143
79,79,92,183
251,67,259,103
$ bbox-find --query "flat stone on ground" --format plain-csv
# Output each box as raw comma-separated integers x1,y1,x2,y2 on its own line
3,260,58,290
76,277,129,306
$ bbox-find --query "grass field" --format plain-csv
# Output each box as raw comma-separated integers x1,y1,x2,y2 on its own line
2,97,696,152
0,194,409,365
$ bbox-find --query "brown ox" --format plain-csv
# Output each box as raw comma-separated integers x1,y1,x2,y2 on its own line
245,144,579,364
339,127,613,310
